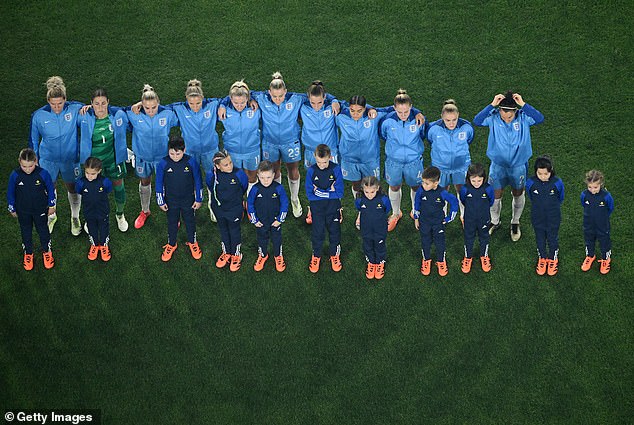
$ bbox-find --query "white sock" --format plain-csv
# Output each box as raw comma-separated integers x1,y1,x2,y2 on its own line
288,177,300,202
247,182,256,198
388,188,402,216
274,175,282,184
68,192,81,218
139,183,152,213
351,186,359,200
511,193,525,224
410,189,416,212
490,198,502,225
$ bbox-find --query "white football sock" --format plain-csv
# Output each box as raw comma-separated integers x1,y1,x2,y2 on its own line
388,188,402,216
139,182,152,213
68,192,81,219
511,193,525,224
490,198,502,225
288,177,300,202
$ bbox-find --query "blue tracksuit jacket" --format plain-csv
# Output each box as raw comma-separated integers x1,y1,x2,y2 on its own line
30,101,84,163
299,93,339,152
305,162,345,203
355,194,391,240
526,175,564,229
413,186,459,224
381,110,426,163
580,188,614,235
247,91,305,146
206,167,249,217
166,98,220,155
427,118,474,171
126,106,179,162
473,103,544,168
155,154,203,207
75,175,113,220
247,182,289,226
219,104,262,156
7,166,56,214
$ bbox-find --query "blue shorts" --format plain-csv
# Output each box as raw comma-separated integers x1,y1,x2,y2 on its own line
340,159,380,182
304,147,338,169
228,150,260,171
438,167,467,188
135,157,161,179
39,159,80,183
190,151,217,173
262,141,301,163
488,162,527,190
385,158,424,187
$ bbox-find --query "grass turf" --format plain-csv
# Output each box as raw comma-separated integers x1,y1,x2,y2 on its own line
0,1,633,423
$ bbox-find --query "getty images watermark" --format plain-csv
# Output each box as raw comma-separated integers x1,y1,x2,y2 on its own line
3,410,101,424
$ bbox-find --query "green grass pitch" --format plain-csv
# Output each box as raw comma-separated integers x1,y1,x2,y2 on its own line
0,1,632,423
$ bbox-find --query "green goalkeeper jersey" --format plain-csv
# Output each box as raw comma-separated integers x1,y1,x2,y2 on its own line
91,117,116,166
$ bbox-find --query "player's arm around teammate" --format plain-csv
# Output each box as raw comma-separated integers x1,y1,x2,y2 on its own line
29,76,84,236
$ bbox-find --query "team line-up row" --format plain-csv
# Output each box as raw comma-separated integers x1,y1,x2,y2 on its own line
13,74,614,276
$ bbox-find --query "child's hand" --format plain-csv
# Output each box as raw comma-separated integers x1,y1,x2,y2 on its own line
47,207,56,216
159,204,169,212
255,221,264,228
272,220,281,227
192,201,202,210
131,102,143,114
415,218,419,230
10,212,17,218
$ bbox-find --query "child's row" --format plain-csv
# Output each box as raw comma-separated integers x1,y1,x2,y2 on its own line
31,74,540,249
9,143,614,277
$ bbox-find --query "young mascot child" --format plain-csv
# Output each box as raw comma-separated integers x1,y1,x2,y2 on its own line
355,176,391,280
459,163,495,273
580,170,614,274
207,150,248,271
7,148,56,270
156,136,203,261
75,157,113,261
525,155,565,276
247,160,289,272
305,144,344,273
413,166,459,277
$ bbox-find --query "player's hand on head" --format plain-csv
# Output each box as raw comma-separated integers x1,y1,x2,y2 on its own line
491,94,505,106
513,93,525,107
